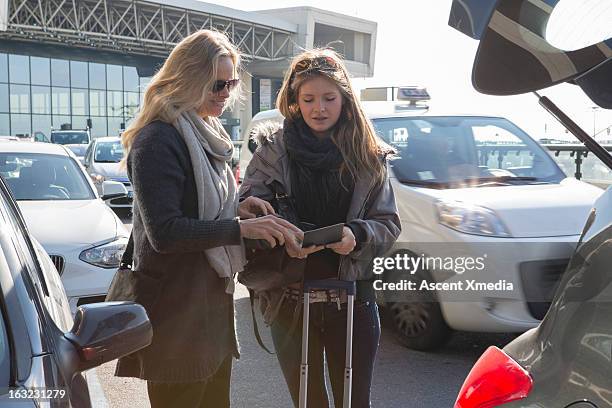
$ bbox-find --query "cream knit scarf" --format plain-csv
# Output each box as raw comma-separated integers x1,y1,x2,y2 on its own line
173,110,244,294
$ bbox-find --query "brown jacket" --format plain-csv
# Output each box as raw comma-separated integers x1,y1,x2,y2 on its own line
239,125,401,322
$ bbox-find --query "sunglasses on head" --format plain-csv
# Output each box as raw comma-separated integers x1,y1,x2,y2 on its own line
294,56,338,74
212,78,240,93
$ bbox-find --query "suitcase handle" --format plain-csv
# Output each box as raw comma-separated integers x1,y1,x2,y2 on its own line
303,279,356,296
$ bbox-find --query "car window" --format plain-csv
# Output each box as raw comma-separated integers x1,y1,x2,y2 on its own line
372,116,566,186
50,132,89,145
94,141,124,163
30,240,72,332
0,153,95,200
0,180,72,333
473,125,539,173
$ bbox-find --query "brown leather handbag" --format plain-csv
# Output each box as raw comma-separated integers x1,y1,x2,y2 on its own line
105,234,163,312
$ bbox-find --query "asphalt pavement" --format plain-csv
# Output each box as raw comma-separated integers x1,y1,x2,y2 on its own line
96,284,513,407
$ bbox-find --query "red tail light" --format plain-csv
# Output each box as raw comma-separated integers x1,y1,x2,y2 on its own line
455,346,533,408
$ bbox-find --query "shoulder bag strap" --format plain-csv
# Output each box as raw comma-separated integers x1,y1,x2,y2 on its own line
120,232,134,268
249,289,275,354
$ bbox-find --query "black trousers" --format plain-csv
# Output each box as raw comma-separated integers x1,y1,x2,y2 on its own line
270,299,381,408
146,355,232,408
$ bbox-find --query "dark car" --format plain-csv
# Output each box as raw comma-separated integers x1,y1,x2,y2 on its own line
0,174,152,406
450,1,612,407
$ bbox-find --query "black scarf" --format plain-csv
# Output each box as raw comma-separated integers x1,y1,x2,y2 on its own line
284,118,353,227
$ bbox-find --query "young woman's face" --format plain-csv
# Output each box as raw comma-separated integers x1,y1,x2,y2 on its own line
199,56,235,118
297,75,343,138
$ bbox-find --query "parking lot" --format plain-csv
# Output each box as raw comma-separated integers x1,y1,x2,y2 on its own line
95,271,514,407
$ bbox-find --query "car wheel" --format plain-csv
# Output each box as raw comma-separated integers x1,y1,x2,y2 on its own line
384,297,452,351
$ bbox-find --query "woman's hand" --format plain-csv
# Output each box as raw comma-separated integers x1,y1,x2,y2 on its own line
325,226,356,255
295,244,325,259
238,196,275,219
239,215,303,255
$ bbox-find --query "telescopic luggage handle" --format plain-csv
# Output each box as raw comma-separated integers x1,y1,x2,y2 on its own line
303,279,356,295
300,279,356,408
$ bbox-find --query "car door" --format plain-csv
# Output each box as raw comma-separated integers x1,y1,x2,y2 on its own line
0,177,91,407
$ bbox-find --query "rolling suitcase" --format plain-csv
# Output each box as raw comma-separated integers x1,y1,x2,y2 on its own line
299,279,356,408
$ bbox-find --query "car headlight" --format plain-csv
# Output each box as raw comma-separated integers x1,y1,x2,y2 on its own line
435,199,512,237
79,237,128,268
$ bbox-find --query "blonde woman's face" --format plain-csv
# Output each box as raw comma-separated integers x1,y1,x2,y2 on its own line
297,76,343,138
199,57,235,118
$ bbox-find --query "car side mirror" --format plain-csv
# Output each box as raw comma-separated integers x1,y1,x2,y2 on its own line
64,302,152,372
101,180,128,201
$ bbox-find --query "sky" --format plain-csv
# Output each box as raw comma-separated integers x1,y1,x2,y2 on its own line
211,0,612,141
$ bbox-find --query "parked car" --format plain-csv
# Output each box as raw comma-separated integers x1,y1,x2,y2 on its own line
449,0,612,407
241,107,603,350
0,141,130,312
239,108,286,182
64,144,88,164
50,129,91,145
0,168,151,407
370,111,603,350
83,137,133,211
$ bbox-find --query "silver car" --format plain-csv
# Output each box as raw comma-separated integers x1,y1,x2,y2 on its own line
83,136,133,211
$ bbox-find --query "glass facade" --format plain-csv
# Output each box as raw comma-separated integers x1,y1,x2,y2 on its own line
0,52,151,138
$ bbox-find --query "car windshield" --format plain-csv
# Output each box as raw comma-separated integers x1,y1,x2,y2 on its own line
50,132,89,145
0,153,95,200
94,141,124,163
372,116,566,187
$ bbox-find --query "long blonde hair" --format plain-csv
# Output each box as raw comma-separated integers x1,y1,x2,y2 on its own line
122,30,241,158
276,48,387,185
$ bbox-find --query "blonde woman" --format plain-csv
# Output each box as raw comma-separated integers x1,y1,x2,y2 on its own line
114,30,303,408
240,49,401,407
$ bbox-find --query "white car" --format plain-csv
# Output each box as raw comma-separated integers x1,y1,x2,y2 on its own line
64,143,88,165
0,141,130,312
241,108,604,350
83,136,133,211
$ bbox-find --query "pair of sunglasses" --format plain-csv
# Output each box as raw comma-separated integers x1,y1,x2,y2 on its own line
294,56,338,74
212,78,240,93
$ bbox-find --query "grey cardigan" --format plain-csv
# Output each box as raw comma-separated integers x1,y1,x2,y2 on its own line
239,125,401,322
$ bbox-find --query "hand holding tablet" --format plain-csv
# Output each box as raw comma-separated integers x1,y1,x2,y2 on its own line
302,223,345,247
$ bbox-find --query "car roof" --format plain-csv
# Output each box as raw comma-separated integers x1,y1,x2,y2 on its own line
93,137,121,143
367,111,506,120
0,141,70,156
248,107,506,123
361,101,505,120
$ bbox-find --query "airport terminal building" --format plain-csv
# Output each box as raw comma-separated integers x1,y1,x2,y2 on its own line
0,0,376,139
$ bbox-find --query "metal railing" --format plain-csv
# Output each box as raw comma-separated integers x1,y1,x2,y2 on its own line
544,144,612,188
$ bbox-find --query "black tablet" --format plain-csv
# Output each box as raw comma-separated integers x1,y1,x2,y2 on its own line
302,223,344,247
